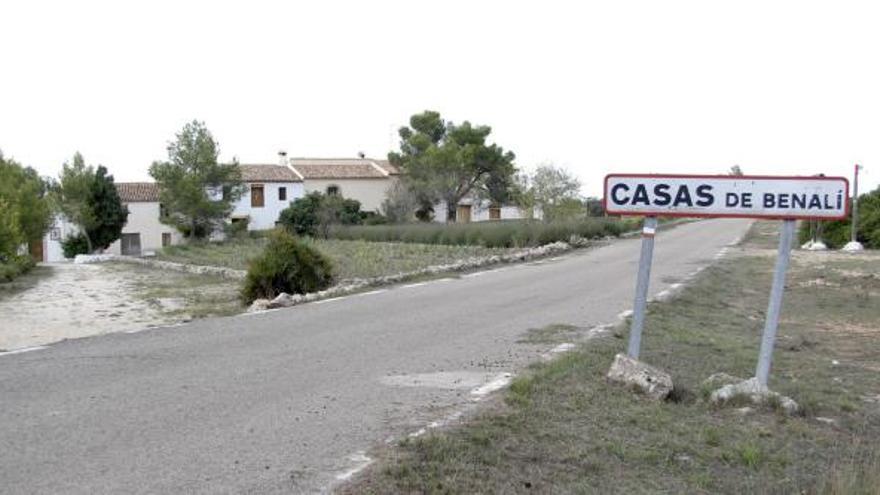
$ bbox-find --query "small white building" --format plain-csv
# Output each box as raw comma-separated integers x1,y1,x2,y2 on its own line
230,164,305,230
107,182,183,256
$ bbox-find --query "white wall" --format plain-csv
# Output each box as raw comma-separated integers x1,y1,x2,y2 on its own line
107,202,183,255
231,182,304,230
303,177,396,213
43,215,80,262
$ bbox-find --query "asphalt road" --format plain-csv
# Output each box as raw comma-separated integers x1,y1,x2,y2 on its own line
0,218,751,494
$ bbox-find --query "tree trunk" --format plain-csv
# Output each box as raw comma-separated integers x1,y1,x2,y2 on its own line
446,202,457,223
83,230,94,254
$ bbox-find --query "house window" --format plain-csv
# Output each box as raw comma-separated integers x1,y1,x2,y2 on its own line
326,185,340,196
489,206,501,220
279,186,287,201
251,185,265,208
160,203,169,219
162,233,172,247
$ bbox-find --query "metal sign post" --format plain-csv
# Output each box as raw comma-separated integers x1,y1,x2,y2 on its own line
604,173,849,383
851,164,861,243
627,216,657,359
754,219,796,385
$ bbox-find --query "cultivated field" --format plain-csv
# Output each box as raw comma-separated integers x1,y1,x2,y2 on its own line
343,221,880,494
156,236,512,280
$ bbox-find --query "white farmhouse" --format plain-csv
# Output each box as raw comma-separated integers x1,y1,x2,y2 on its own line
230,164,304,230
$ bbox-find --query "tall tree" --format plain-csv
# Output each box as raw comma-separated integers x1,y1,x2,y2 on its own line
88,166,128,250
389,111,516,222
0,152,52,258
149,120,245,240
528,164,583,221
54,153,128,252
55,153,96,251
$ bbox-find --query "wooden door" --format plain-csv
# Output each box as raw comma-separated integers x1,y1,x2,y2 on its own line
162,233,172,247
29,240,44,262
456,205,472,223
251,185,265,207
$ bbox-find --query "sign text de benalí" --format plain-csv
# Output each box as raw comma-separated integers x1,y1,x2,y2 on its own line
604,174,849,219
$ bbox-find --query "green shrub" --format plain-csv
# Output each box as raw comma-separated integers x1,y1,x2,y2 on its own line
61,233,90,259
223,219,249,239
278,192,365,237
241,229,334,303
0,255,35,282
326,218,628,248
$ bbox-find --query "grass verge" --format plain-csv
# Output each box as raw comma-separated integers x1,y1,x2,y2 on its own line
341,221,880,494
105,263,243,320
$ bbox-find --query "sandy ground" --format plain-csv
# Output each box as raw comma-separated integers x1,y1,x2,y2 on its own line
0,262,173,351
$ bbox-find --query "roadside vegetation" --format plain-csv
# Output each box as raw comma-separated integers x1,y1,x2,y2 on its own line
327,218,632,248
0,152,51,281
800,185,880,248
343,221,880,494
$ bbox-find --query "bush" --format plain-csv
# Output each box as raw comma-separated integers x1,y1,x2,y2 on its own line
326,218,628,248
278,192,364,237
241,230,334,303
61,234,90,259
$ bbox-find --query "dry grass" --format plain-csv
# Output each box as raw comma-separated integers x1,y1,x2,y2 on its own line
341,221,880,494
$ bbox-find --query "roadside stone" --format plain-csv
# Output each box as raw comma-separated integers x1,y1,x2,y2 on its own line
815,417,838,426
74,254,117,264
267,293,292,309
248,299,271,312
710,377,799,415
702,372,742,389
606,353,674,400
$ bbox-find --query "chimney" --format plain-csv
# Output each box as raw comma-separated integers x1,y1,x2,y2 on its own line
357,151,365,159
278,150,288,166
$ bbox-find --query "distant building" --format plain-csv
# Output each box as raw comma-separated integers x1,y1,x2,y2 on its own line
287,157,399,212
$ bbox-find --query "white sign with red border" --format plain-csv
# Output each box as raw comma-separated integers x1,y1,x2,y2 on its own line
604,174,849,220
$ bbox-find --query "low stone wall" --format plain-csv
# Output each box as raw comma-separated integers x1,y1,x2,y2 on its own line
248,240,581,312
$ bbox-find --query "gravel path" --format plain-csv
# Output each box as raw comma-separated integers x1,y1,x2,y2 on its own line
0,263,171,351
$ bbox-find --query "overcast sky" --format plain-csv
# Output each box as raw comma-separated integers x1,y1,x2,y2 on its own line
2,1,878,196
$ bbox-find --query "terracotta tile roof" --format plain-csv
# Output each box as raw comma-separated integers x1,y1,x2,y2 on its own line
116,182,159,202
289,158,395,179
239,164,302,182
375,160,400,175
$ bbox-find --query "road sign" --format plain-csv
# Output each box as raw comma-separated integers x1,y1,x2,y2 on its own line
604,173,850,387
604,174,850,220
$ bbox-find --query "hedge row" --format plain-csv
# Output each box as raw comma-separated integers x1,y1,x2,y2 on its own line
326,218,635,249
